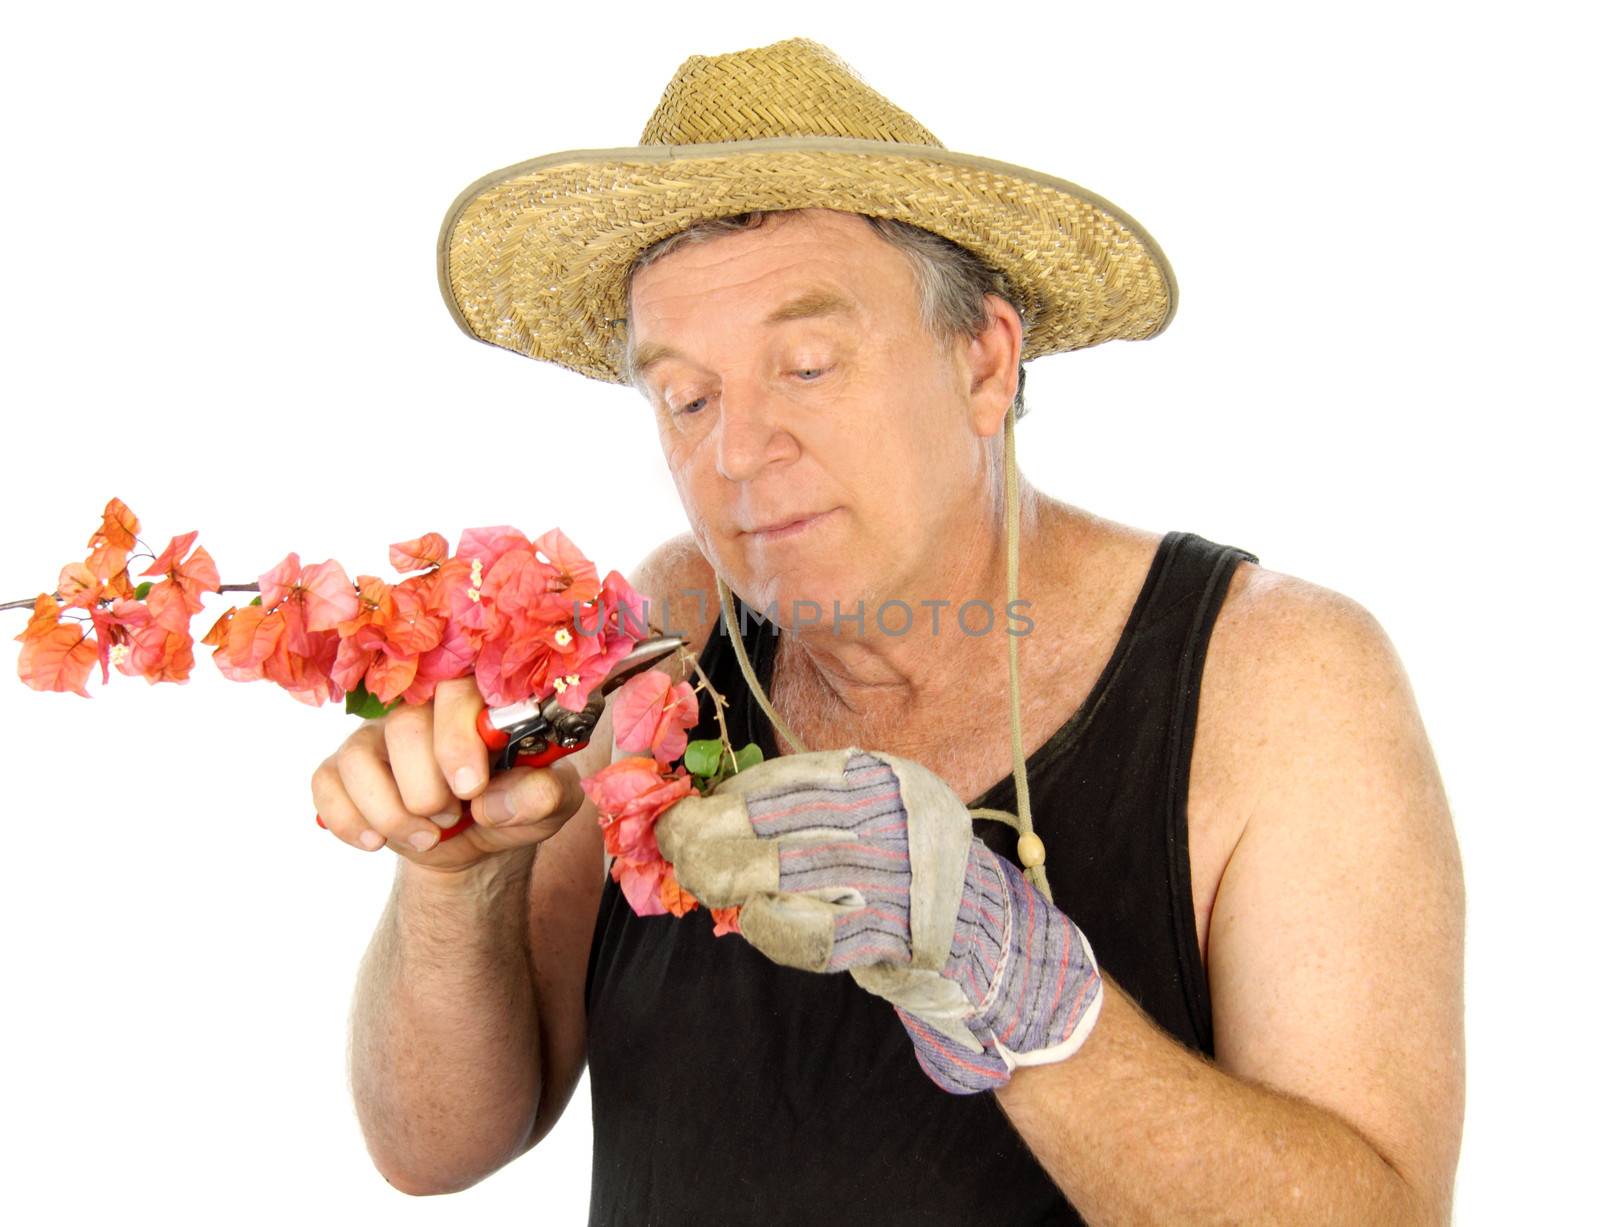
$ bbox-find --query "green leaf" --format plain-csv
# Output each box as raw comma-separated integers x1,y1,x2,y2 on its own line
732,742,764,773
683,739,724,777
133,581,152,600
249,595,263,606
345,680,399,720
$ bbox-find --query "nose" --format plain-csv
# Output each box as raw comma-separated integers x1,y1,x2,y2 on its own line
714,375,797,482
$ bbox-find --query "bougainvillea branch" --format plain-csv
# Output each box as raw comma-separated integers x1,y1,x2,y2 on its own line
8,497,757,931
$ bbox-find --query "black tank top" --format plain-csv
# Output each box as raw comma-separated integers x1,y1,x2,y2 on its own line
584,530,1258,1225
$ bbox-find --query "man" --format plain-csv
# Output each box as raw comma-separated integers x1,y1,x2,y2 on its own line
322,38,1465,1223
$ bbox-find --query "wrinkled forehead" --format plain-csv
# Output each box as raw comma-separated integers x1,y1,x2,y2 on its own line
620,210,917,380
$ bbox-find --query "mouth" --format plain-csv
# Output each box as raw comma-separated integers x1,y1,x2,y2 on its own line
741,508,837,541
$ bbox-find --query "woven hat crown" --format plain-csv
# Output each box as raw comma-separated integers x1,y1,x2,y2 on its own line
639,38,943,148
437,37,1177,384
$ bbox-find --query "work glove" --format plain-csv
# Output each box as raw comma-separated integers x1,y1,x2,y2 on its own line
653,747,1104,1094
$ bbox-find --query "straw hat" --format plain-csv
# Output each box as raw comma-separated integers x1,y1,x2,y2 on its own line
436,36,1177,385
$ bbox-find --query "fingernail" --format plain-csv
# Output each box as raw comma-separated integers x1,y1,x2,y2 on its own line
433,808,461,830
410,830,438,852
359,830,384,851
453,766,479,795
483,788,515,825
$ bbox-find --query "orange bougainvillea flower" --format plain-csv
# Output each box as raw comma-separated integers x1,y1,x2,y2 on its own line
56,562,105,611
88,497,139,553
657,863,699,918
17,623,99,696
388,532,449,574
331,576,447,705
14,594,97,696
141,532,221,616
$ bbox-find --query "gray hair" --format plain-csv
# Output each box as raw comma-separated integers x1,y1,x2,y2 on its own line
619,210,1029,420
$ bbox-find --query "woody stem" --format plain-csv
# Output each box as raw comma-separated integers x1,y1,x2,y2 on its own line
1,581,262,614
678,646,739,773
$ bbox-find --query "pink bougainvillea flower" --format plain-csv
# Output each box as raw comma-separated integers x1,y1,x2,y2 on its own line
612,854,670,918
454,525,533,576
477,547,563,646
612,669,700,766
90,597,153,684
126,624,196,684
532,527,602,606
465,546,628,710
578,757,721,921
594,568,651,641
257,553,357,632
581,756,695,864
144,577,193,634
408,618,478,704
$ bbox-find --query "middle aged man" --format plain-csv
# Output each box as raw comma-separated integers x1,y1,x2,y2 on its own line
327,38,1466,1225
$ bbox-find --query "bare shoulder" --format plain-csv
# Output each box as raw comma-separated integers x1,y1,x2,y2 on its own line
1197,559,1438,806
1196,558,1467,1216
626,531,724,683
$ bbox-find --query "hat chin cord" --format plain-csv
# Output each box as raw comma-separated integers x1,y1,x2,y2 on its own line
712,402,1055,905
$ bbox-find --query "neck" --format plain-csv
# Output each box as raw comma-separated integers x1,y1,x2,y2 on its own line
771,479,1053,743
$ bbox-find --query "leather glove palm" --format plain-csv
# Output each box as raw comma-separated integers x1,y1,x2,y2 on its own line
654,747,1103,1094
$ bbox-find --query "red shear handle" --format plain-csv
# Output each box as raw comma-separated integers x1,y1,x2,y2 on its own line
428,711,584,841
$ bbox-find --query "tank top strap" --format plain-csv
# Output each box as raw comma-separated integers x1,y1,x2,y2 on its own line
1139,530,1260,1050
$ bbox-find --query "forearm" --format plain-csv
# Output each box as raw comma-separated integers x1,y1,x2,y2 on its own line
994,976,1438,1227
349,846,541,1195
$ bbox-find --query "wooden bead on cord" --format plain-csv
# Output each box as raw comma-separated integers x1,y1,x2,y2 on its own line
1016,832,1046,868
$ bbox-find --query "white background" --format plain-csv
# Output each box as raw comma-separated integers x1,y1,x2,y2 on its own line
1,2,1592,1222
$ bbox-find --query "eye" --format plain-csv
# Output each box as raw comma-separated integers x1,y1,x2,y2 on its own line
666,391,710,416
791,365,830,381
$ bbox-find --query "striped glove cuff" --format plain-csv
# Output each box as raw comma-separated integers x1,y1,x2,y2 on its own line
899,839,1104,1095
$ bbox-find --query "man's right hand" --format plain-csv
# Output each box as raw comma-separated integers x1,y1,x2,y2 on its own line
311,676,588,876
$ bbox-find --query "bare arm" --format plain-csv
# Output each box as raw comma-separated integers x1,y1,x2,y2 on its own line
340,705,613,1196
344,531,722,1193
995,578,1465,1223
349,845,542,1196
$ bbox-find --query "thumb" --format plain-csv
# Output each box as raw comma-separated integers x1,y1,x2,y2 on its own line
472,763,584,833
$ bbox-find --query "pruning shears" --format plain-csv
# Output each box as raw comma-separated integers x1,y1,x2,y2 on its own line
316,633,685,842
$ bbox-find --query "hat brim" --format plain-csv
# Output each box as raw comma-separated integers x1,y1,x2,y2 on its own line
437,136,1178,385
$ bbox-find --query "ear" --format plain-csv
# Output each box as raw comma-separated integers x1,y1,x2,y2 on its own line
961,293,1023,440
